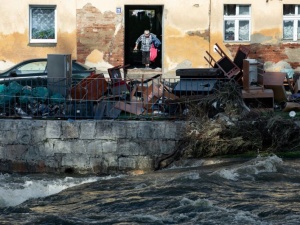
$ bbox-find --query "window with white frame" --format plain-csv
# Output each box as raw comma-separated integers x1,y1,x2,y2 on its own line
283,5,300,41
224,4,251,41
29,5,57,43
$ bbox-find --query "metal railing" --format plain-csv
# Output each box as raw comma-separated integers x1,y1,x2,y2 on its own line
0,75,228,120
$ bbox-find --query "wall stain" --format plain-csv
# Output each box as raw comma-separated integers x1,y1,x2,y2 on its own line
0,31,76,68
164,26,209,74
186,29,210,41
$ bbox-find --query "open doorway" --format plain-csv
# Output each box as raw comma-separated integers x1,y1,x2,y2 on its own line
124,5,163,70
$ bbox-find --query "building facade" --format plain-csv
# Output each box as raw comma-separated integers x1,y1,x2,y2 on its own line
0,0,299,77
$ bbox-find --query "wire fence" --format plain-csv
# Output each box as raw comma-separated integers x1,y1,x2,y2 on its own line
0,75,229,120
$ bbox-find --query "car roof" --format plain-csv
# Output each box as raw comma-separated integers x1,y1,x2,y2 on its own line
0,58,90,74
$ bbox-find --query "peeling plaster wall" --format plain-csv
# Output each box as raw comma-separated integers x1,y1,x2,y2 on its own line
76,0,211,77
76,3,125,70
210,0,300,71
0,0,77,70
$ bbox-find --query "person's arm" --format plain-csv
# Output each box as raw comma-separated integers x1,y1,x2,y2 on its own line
133,35,142,50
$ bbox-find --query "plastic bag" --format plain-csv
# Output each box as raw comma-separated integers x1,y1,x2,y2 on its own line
150,44,158,62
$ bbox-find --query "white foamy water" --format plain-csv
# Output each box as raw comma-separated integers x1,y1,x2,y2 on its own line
0,174,118,207
212,155,283,181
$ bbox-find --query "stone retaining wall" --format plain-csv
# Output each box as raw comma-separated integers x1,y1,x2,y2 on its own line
0,120,186,174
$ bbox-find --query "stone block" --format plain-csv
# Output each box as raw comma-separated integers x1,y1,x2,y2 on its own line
43,140,55,156
24,146,43,161
111,121,127,138
124,121,138,139
94,121,114,139
90,154,118,174
50,140,72,154
79,121,96,139
159,140,177,154
102,140,118,154
0,120,18,131
61,153,90,168
150,122,166,139
136,122,155,139
61,121,79,139
46,121,62,138
117,139,141,155
31,126,46,144
138,140,161,155
103,154,119,168
136,156,154,170
5,145,28,160
0,146,5,159
0,131,17,145
16,129,32,145
118,156,136,170
170,121,187,140
86,140,103,155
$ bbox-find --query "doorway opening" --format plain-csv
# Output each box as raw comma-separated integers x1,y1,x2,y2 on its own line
124,5,163,70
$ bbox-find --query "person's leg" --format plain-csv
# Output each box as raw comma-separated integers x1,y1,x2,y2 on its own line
143,51,150,68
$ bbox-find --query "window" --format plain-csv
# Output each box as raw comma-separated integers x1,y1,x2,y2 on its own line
224,5,251,41
29,5,57,43
16,61,47,74
283,5,300,41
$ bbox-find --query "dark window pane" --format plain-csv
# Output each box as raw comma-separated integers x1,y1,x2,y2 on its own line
283,5,295,15
224,5,236,16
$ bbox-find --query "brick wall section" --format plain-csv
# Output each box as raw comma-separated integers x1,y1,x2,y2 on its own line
226,43,300,69
76,4,124,65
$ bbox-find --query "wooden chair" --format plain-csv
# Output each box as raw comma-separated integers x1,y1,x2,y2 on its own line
204,43,249,80
107,64,130,95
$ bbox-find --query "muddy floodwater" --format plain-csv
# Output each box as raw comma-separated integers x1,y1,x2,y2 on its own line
1,155,300,224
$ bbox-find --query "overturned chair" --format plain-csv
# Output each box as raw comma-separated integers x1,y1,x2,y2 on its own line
204,43,250,80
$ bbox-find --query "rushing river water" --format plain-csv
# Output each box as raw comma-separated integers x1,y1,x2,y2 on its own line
0,155,300,225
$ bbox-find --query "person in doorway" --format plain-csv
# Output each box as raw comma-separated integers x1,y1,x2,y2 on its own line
133,30,160,69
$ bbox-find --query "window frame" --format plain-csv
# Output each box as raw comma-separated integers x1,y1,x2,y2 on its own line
223,4,251,42
283,5,300,41
29,5,57,44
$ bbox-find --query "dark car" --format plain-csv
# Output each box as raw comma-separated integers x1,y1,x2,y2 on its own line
0,58,96,87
